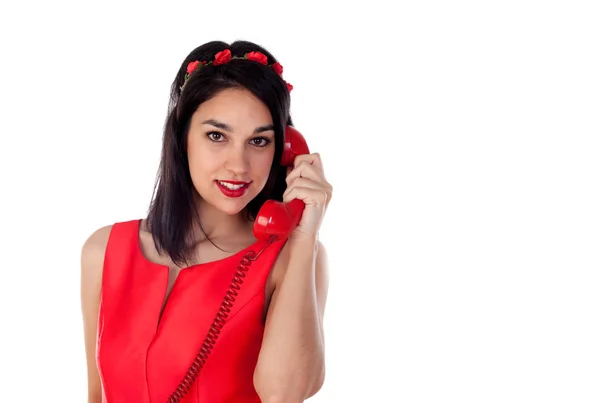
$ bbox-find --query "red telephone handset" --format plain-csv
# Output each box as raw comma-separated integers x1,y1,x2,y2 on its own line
167,126,309,402
253,125,310,242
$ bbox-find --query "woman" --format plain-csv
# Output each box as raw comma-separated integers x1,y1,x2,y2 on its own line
80,40,332,402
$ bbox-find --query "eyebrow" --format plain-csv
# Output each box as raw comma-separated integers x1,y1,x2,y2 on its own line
202,119,274,134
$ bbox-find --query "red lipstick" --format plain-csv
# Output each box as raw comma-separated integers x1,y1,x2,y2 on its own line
215,180,251,198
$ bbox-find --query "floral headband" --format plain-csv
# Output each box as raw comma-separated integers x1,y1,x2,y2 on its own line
179,49,293,93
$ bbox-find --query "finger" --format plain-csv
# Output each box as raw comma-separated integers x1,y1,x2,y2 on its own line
283,178,332,205
285,177,327,193
285,168,333,206
282,186,329,206
293,152,324,173
286,161,325,185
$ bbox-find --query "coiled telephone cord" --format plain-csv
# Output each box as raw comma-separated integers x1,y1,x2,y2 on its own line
167,237,276,402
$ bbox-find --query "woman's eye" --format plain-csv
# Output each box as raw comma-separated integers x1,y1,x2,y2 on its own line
251,137,271,147
207,132,224,141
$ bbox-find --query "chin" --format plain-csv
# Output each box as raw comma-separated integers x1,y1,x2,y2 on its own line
211,193,255,216
216,203,247,216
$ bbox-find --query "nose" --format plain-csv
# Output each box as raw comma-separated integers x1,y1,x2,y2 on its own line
224,144,250,175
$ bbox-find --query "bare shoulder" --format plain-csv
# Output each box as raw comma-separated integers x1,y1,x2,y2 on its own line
80,224,113,403
80,223,114,307
81,225,114,279
80,222,114,330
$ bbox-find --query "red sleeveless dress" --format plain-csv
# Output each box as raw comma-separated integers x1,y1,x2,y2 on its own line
96,219,286,402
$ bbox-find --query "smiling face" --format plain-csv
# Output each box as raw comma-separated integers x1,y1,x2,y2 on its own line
186,87,276,216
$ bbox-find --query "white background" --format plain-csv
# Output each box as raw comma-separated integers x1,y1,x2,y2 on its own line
1,1,599,402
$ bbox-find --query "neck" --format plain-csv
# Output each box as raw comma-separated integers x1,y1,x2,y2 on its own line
191,194,252,242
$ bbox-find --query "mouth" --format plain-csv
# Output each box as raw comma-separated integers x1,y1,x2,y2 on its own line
215,180,251,198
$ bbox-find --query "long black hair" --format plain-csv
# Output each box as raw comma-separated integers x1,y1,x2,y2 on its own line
146,40,292,267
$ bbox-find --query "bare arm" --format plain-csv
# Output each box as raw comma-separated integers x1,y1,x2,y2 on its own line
253,237,329,402
80,225,112,403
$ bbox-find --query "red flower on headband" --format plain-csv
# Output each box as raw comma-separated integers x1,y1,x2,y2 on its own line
285,81,293,92
272,62,283,75
186,60,206,74
213,49,232,66
246,51,268,65
186,61,199,74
